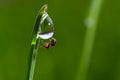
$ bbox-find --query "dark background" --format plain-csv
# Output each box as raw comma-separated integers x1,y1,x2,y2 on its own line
0,0,120,80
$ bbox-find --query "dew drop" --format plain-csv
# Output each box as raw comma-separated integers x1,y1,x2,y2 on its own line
37,12,54,40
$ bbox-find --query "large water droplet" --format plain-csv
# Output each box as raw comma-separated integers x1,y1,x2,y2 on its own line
37,12,54,40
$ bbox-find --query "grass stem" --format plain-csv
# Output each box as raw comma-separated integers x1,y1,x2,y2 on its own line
27,4,48,80
27,38,40,80
76,0,103,80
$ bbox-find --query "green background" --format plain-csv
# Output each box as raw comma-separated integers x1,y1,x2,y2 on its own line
0,0,120,80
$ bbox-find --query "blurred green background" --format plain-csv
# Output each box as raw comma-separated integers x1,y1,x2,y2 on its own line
0,0,120,80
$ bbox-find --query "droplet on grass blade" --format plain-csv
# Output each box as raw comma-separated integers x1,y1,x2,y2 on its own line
37,9,54,40
35,4,56,48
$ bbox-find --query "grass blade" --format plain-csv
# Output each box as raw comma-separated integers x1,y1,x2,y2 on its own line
27,4,48,80
76,0,103,80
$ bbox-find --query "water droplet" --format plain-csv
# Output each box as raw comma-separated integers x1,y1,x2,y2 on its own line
37,12,54,40
84,18,94,28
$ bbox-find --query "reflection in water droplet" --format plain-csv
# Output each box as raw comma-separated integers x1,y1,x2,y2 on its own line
37,31,54,39
40,12,48,24
48,23,51,26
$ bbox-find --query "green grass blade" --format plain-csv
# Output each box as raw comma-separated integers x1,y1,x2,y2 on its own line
76,0,103,80
27,4,48,80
